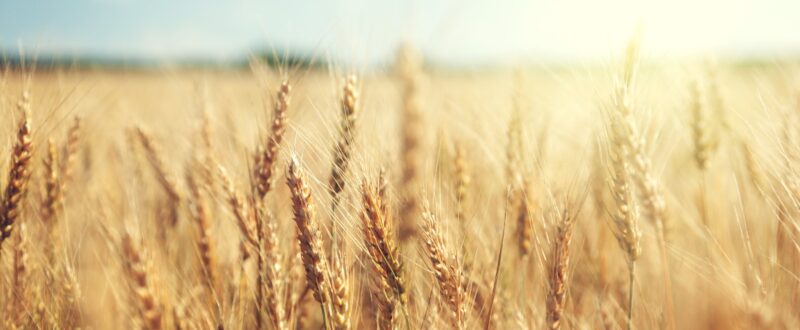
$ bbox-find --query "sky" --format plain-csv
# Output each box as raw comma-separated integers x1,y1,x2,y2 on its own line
0,0,799,66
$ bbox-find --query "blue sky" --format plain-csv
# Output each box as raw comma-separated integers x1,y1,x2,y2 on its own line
1,0,799,65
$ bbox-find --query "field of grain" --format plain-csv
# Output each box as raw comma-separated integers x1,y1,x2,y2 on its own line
0,43,798,329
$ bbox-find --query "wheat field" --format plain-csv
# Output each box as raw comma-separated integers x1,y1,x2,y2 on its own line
0,42,798,330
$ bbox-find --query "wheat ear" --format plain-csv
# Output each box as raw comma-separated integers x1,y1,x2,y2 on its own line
135,127,182,227
453,143,470,226
0,94,33,250
59,116,80,193
286,155,332,327
329,248,351,330
41,138,61,224
361,173,407,329
185,172,219,308
254,81,290,199
421,203,465,329
121,233,163,330
257,208,287,330
329,75,359,212
516,177,534,258
546,207,576,330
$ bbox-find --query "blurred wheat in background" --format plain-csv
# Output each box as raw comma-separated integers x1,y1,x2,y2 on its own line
1,1,800,329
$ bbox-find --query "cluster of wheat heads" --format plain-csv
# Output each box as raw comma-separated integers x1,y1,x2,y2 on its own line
1,41,800,329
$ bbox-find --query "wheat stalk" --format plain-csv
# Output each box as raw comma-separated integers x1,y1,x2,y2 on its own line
397,46,424,242
506,77,525,191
